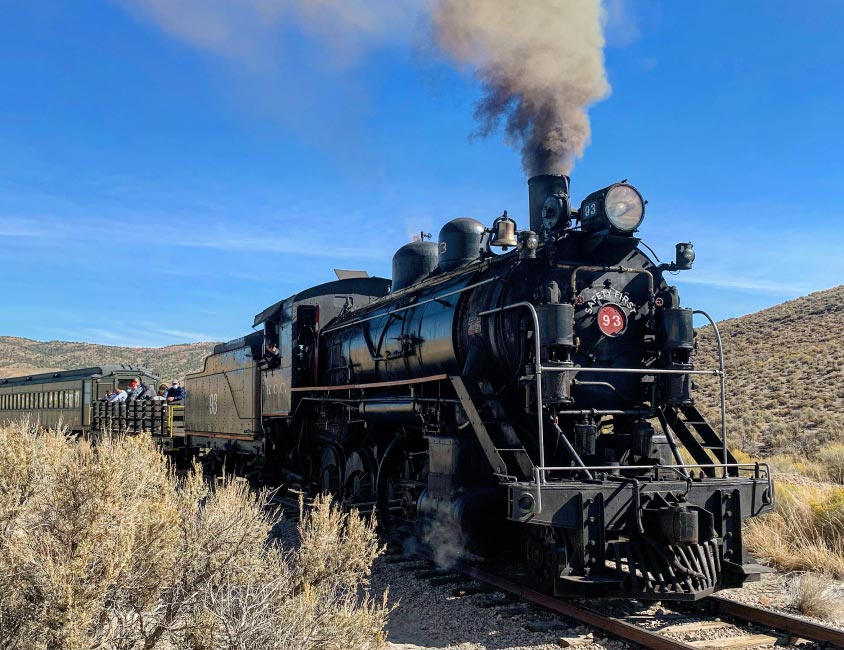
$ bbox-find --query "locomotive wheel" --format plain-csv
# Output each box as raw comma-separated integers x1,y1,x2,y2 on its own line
523,524,568,593
344,448,376,504
376,438,428,525
318,446,345,497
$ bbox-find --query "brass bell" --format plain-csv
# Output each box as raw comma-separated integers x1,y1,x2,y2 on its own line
490,211,518,249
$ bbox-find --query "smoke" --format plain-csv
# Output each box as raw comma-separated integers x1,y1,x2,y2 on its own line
117,0,419,67
118,0,611,175
430,0,610,175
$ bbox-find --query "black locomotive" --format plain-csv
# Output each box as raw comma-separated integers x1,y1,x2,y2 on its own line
181,174,775,600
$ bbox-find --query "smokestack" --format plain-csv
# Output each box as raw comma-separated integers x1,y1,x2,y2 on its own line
528,174,570,234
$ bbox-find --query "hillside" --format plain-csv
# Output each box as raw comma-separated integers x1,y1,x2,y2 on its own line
694,285,844,456
0,336,218,382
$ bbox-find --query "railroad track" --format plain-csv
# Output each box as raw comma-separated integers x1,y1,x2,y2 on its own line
271,495,843,649
389,544,844,650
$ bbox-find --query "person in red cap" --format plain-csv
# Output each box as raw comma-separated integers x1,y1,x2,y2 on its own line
126,379,143,403
127,378,155,402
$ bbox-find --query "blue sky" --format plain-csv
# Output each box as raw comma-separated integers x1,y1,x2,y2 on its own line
1,1,842,347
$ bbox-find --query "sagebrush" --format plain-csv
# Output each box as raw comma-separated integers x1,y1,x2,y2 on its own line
0,420,388,650
744,478,844,578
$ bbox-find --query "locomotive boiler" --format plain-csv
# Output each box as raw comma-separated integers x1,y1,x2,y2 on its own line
183,174,775,600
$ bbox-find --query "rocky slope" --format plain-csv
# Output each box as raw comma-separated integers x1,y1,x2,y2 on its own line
0,336,218,382
693,284,844,454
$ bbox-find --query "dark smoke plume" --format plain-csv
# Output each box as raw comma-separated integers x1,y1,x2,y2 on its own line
430,0,610,175
119,0,610,175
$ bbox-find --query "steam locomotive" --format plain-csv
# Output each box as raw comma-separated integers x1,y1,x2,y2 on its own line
180,174,775,600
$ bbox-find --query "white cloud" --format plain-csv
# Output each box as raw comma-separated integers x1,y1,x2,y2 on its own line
674,273,814,296
158,328,219,341
0,217,48,238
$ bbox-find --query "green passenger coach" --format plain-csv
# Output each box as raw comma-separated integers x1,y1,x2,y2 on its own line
0,365,158,433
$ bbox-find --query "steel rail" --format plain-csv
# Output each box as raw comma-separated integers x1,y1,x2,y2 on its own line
406,544,697,650
409,543,844,650
705,595,844,647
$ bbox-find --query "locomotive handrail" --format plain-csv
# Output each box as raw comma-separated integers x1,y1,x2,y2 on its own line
568,265,655,302
541,366,722,375
692,310,728,477
537,461,769,474
538,461,772,498
319,277,499,335
478,301,549,482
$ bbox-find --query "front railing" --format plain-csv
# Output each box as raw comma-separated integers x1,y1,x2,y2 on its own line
91,401,185,437
478,302,730,484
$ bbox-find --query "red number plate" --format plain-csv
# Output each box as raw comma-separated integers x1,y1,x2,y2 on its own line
597,304,626,337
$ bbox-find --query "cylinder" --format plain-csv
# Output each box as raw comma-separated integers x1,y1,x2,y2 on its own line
537,303,574,347
438,218,487,272
528,174,570,233
392,240,439,292
541,361,573,404
573,421,597,456
660,308,694,350
358,400,421,424
630,420,655,458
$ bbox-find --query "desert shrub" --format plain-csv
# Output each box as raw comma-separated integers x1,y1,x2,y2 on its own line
0,421,387,650
766,452,823,480
789,573,844,622
744,479,844,578
817,442,844,485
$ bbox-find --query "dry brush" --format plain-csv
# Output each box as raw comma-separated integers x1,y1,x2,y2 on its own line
0,420,387,650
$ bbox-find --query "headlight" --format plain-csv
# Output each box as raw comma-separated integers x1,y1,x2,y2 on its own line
580,183,645,234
